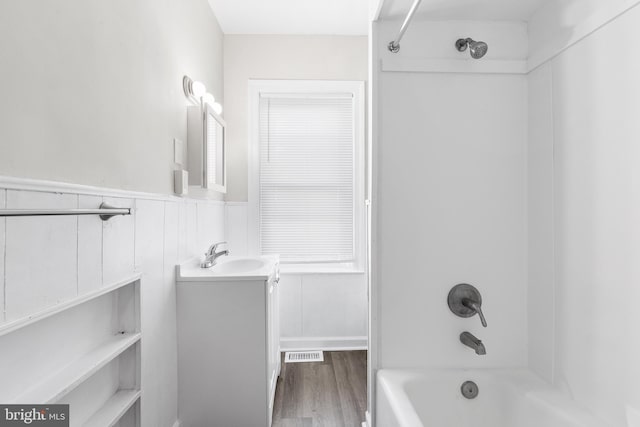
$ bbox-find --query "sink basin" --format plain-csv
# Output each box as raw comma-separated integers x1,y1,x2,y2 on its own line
211,258,266,274
176,255,279,282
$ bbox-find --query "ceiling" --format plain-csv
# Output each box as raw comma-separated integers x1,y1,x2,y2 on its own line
379,0,554,21
207,0,554,36
207,0,370,35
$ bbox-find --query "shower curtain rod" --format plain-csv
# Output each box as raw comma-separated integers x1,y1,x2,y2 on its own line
0,203,130,221
388,0,424,53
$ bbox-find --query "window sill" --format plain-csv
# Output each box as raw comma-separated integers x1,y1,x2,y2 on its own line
279,263,365,275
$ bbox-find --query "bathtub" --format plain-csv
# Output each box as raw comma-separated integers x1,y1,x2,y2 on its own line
376,369,608,427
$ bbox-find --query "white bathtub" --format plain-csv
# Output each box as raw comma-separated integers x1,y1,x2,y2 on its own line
376,369,608,427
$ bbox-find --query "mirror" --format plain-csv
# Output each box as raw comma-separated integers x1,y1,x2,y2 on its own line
187,103,226,194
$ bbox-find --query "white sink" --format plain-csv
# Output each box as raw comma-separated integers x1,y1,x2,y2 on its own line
210,258,266,274
176,256,278,282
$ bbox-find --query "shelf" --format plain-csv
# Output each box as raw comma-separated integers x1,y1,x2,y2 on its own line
381,57,528,75
83,389,141,427
12,333,141,404
0,274,141,338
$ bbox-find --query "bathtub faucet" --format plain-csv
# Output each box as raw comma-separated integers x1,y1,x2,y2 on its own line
460,331,486,355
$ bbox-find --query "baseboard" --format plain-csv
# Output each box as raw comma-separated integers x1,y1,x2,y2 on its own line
280,336,367,351
172,420,181,427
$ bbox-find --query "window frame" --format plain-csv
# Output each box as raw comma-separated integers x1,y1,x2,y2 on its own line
248,80,366,273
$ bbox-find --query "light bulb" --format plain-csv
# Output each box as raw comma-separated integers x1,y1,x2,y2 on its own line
203,93,216,106
212,102,223,115
191,81,206,98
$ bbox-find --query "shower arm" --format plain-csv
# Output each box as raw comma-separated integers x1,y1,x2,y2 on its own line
388,0,424,53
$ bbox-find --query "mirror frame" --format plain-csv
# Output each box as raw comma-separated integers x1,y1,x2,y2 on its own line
187,102,227,196
202,102,226,193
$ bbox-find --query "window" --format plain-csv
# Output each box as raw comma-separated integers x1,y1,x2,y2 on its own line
249,80,365,269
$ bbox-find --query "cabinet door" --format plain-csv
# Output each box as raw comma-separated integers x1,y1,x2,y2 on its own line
272,277,280,377
266,277,280,426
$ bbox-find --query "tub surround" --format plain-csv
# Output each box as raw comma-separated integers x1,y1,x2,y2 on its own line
375,38,528,369
528,4,640,424
372,1,640,425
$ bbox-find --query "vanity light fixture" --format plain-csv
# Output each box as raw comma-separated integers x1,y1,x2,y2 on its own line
202,92,216,106
192,81,206,98
183,75,223,115
203,93,223,114
203,93,223,115
183,75,207,101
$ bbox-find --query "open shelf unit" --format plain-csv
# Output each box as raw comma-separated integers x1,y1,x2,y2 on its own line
83,390,141,427
13,333,141,404
0,274,142,427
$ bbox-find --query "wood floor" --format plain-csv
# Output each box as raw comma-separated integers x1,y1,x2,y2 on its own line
272,351,367,427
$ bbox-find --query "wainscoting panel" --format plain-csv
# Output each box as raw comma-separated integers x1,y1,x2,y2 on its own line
103,197,135,285
5,190,78,321
78,195,104,294
225,202,369,350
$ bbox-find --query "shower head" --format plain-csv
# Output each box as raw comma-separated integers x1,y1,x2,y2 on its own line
455,38,488,59
469,40,488,59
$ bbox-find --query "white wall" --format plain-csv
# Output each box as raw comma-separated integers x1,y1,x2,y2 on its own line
375,20,528,369
0,178,225,427
527,4,640,425
0,0,224,196
223,34,368,202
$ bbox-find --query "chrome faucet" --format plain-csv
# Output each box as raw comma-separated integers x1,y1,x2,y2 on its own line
201,242,229,268
460,331,486,355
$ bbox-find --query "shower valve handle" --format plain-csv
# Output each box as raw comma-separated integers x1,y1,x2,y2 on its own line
447,283,488,327
462,298,487,328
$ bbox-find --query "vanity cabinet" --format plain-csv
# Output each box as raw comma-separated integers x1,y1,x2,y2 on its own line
266,272,281,425
176,258,280,427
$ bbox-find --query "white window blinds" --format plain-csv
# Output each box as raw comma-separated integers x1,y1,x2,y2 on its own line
259,95,355,263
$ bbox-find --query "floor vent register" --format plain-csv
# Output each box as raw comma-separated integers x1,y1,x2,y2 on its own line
284,351,324,363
